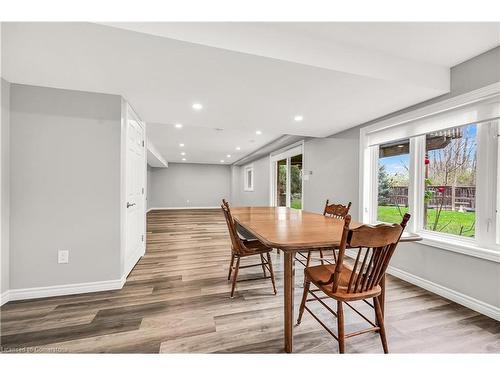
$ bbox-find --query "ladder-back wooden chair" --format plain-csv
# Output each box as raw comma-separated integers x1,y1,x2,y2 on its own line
295,199,352,267
221,200,277,298
297,213,410,353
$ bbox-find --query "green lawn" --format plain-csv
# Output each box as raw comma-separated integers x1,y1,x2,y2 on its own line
377,206,475,237
291,198,302,209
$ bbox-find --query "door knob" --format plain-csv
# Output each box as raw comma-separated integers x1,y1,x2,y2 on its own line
127,202,136,208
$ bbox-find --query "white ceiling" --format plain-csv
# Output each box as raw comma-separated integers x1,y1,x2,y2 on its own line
278,23,500,66
104,22,500,69
147,123,280,164
2,22,499,164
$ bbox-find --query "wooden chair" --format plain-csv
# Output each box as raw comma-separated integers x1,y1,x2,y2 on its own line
221,200,277,298
297,213,410,353
295,199,352,268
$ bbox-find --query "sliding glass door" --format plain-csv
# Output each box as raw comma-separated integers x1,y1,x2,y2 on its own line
276,159,288,207
290,154,303,209
271,143,304,209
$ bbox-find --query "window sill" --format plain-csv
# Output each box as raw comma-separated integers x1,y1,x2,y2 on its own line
414,231,500,263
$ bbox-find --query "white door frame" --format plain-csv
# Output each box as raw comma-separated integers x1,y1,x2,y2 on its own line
120,100,147,279
269,141,304,208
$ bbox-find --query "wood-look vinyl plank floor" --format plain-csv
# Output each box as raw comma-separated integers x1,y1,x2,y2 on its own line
1,208,499,353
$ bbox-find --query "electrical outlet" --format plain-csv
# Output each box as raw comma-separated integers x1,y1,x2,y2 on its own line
58,250,69,264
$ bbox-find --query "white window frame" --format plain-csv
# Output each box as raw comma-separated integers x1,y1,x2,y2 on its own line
359,82,500,263
243,164,254,192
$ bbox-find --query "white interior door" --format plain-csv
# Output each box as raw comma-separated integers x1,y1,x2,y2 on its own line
124,106,146,276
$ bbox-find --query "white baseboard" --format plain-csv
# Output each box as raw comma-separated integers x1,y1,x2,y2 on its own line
0,290,10,306
3,277,126,305
345,249,500,321
147,206,219,212
386,266,500,321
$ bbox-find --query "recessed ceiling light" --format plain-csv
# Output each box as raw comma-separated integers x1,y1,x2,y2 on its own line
256,130,262,135
179,143,185,147
294,115,304,122
220,160,225,163
397,144,404,148
226,154,231,158
174,123,183,129
192,103,203,111
181,152,186,156
182,158,186,161
235,146,241,151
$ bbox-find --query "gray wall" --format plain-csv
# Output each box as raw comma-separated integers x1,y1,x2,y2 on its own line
149,163,231,208
1,79,10,295
9,84,122,289
393,241,500,308
451,46,500,96
303,127,359,218
231,156,270,206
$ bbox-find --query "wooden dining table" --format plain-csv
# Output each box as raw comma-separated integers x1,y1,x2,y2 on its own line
231,206,421,353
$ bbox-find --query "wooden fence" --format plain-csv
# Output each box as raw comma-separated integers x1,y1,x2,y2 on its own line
384,185,476,211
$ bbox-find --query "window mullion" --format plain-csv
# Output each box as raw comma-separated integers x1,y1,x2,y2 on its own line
476,121,498,248
369,145,379,224
409,136,425,233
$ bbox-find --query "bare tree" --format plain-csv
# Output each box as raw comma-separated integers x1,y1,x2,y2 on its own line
426,127,476,233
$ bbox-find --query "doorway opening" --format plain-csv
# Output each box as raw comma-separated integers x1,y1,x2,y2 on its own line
271,143,303,209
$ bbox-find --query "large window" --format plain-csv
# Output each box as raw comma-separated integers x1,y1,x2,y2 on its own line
360,90,500,260
424,124,477,237
377,139,410,223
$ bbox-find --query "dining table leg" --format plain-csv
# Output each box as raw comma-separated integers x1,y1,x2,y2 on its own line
283,250,295,353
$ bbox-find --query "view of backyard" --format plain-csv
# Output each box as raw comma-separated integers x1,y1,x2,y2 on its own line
277,154,303,209
378,124,477,237
291,198,302,209
377,206,475,237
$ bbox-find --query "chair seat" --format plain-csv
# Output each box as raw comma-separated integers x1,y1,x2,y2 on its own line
305,264,381,301
239,239,273,256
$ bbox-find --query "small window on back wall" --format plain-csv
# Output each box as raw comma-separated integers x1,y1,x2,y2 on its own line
244,165,254,191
